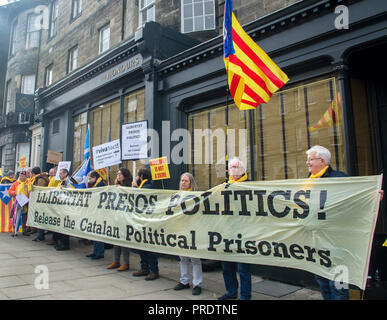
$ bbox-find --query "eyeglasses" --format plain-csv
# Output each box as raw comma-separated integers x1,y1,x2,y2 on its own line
306,158,322,162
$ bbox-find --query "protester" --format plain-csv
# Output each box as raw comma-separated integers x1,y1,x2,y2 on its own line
218,157,251,300
305,145,350,299
106,168,133,271
55,168,72,250
85,170,106,260
48,167,61,187
132,167,160,281
30,167,50,242
8,171,29,237
173,172,202,295
0,170,15,184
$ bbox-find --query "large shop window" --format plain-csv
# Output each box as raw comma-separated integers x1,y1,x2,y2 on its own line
122,89,146,178
188,104,253,190
188,77,345,190
72,112,88,172
90,99,121,184
253,77,344,181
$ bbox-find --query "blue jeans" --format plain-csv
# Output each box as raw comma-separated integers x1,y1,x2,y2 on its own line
221,261,251,300
93,241,105,257
139,250,158,274
315,275,349,300
37,229,45,240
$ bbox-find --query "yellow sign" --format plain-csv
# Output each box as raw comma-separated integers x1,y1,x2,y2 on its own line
149,157,170,180
19,156,27,168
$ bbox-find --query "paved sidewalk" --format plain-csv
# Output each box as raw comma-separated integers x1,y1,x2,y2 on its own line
0,233,321,300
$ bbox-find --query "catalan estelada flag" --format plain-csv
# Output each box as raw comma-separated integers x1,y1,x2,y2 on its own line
223,0,289,110
309,93,342,132
0,184,15,233
96,168,109,182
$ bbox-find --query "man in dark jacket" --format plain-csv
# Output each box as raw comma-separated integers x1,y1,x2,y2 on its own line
30,167,50,242
218,157,252,300
132,168,160,281
306,145,349,300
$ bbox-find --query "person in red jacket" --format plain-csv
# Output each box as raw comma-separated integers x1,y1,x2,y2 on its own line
8,171,28,236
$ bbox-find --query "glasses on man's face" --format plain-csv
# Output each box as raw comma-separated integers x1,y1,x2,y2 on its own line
306,158,321,163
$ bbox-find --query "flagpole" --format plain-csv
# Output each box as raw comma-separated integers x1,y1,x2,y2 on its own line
225,62,229,183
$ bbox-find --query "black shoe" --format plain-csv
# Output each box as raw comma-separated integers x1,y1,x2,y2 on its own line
217,293,237,300
192,286,202,295
91,255,104,260
32,237,44,242
86,253,95,258
56,245,70,251
174,282,190,290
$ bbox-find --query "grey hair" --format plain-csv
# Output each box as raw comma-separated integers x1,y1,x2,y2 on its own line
180,172,198,191
228,157,246,172
306,145,331,164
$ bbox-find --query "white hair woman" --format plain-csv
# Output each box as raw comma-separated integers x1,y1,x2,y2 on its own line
173,172,202,295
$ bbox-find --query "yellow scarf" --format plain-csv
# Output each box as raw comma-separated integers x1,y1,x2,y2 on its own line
16,179,29,197
182,188,191,191
309,166,329,179
138,179,148,189
228,173,248,183
48,176,61,187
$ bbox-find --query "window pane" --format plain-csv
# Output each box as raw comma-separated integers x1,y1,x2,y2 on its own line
184,4,193,18
184,18,193,33
194,3,203,16
147,6,155,22
21,75,35,94
194,16,203,31
99,26,110,53
204,1,213,14
205,15,214,29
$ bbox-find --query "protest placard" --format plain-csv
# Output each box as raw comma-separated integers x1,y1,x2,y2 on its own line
55,161,71,180
149,157,170,180
121,120,148,160
92,139,121,170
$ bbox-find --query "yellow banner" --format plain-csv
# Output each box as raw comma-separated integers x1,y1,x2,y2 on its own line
27,175,382,289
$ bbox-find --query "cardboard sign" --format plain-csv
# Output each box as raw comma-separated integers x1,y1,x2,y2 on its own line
19,156,27,168
149,157,170,180
47,150,63,165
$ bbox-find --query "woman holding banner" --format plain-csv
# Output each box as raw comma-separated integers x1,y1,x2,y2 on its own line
173,172,203,295
106,168,133,271
8,171,29,237
85,170,106,260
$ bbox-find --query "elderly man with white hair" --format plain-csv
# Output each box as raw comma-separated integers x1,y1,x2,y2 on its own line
306,145,346,179
218,157,252,300
306,145,349,299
